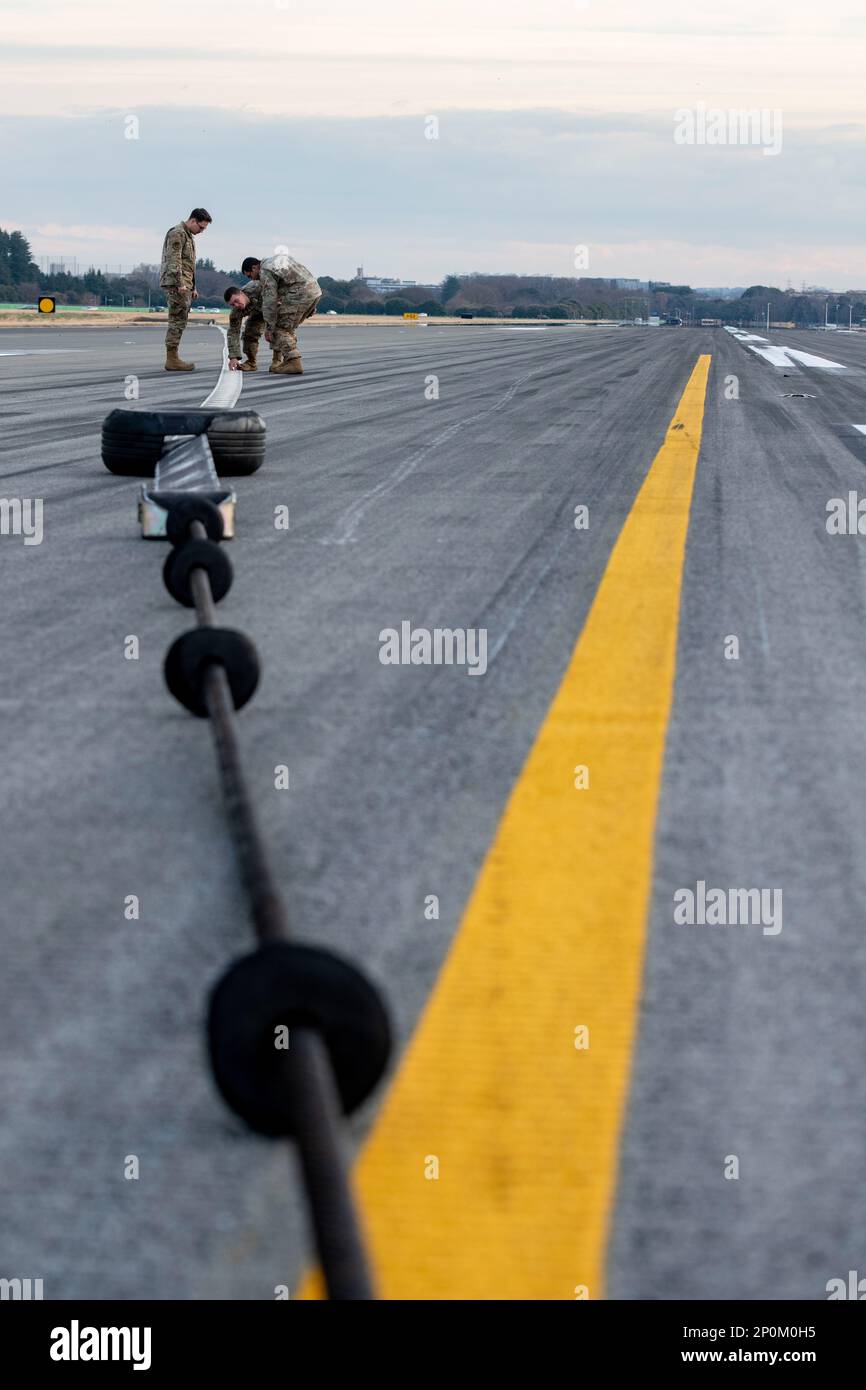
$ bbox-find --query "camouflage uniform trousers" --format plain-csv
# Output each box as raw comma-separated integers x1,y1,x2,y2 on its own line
165,289,191,349
270,289,322,361
241,310,265,361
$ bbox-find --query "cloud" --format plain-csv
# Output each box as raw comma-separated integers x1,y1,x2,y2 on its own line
4,105,866,285
26,222,154,242
4,3,866,121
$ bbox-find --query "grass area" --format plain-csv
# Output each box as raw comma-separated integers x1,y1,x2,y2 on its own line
0,307,616,329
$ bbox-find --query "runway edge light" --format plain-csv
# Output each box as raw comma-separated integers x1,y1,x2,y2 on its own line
38,296,56,315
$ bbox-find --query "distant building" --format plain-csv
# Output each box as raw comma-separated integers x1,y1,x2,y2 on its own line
39,256,134,277
39,256,79,276
362,275,441,295
613,277,647,290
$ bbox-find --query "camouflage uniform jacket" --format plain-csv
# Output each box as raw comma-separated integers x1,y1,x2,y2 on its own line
160,222,196,292
259,254,321,329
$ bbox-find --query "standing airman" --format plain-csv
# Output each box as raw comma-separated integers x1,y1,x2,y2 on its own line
159,208,212,371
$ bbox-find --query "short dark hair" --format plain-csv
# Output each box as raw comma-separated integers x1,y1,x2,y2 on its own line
223,286,243,303
241,257,261,275
189,208,212,223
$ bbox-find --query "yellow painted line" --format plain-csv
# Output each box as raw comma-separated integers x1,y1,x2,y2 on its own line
301,355,711,1300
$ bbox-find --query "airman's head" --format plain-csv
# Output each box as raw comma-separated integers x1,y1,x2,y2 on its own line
186,208,212,235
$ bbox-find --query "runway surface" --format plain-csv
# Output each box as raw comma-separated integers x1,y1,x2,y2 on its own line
1,319,865,1299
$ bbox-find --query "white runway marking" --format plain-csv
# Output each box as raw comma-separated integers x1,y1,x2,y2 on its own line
748,346,796,367
747,343,847,371
852,425,866,436
0,349,87,356
783,348,847,371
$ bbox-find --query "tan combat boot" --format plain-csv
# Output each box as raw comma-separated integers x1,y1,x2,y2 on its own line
270,356,304,375
165,346,195,371
269,349,283,371
239,341,259,372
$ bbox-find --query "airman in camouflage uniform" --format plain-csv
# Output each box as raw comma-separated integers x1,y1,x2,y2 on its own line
159,208,212,371
225,256,278,372
227,279,266,372
224,252,321,376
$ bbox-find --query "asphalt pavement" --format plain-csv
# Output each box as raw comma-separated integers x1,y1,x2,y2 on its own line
1,319,865,1299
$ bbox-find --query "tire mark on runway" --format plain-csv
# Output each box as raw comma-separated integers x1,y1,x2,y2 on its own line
321,363,554,546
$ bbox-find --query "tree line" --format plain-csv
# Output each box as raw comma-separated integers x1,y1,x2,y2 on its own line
2,227,865,324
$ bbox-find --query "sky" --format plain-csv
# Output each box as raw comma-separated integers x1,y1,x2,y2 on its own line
2,0,866,286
